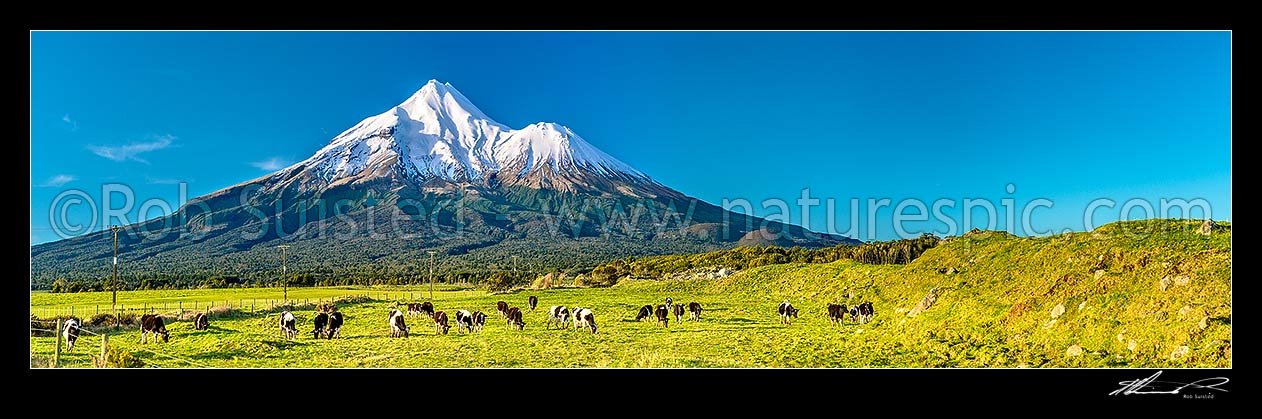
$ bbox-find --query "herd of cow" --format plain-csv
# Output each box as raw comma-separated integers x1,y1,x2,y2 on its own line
383,297,599,337
634,297,703,327
54,295,878,351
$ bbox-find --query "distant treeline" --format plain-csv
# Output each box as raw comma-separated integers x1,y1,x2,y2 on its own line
40,234,939,293
586,233,941,286
44,271,537,293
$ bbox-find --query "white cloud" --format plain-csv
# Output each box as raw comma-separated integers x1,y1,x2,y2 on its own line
62,114,78,131
87,134,174,164
145,175,185,185
38,174,76,187
250,156,292,171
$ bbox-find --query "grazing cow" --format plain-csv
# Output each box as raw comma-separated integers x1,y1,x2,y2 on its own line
389,309,409,338
327,311,344,339
193,313,209,331
505,307,525,331
688,302,702,321
408,302,435,318
858,302,875,324
471,311,486,333
827,303,848,326
528,296,538,311
496,301,509,318
434,311,451,335
570,307,585,331
655,305,669,327
63,318,80,351
634,305,654,322
777,301,799,325
279,311,298,340
140,314,169,344
672,303,685,323
574,307,598,334
547,305,570,329
455,310,474,333
313,312,330,339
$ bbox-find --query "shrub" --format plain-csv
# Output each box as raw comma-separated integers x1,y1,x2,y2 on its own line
89,313,115,326
317,301,336,313
207,306,236,318
99,344,144,368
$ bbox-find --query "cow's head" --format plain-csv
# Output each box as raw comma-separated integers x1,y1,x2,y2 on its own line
589,323,598,334
159,328,170,342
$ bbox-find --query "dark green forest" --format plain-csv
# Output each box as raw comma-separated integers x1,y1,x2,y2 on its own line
40,233,939,293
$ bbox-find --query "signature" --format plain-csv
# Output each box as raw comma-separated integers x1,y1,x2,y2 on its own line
1110,371,1230,396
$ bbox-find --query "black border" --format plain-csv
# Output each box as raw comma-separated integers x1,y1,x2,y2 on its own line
25,12,1234,409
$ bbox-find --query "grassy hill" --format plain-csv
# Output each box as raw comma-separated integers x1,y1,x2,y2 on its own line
619,218,1231,367
29,219,1229,368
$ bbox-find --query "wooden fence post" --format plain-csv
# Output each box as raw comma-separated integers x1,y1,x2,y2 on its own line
53,318,62,368
100,333,108,368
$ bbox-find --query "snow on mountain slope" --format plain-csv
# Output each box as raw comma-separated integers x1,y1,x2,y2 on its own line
288,80,650,188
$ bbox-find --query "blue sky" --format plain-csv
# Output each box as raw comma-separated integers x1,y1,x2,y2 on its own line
30,31,1231,244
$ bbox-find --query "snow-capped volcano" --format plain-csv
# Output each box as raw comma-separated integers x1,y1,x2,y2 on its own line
30,79,858,287
287,80,652,191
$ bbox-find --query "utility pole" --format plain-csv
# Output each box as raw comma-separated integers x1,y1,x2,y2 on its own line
427,250,436,300
277,245,291,303
110,225,122,321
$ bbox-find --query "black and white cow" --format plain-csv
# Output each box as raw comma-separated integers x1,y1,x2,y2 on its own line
827,303,847,326
389,309,409,338
688,302,702,321
570,306,586,331
279,311,298,340
434,311,451,335
505,307,525,331
193,313,209,331
140,314,169,344
471,311,486,333
455,310,474,334
655,305,669,327
634,305,654,322
849,306,860,323
408,302,435,318
573,307,598,334
313,312,330,339
672,303,685,323
327,311,344,339
63,318,81,351
528,296,538,311
665,297,674,313
496,301,509,318
547,305,570,329
857,302,875,324
777,301,799,325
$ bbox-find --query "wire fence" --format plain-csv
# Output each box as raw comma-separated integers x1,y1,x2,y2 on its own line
27,290,471,320
31,318,216,368
30,290,486,368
